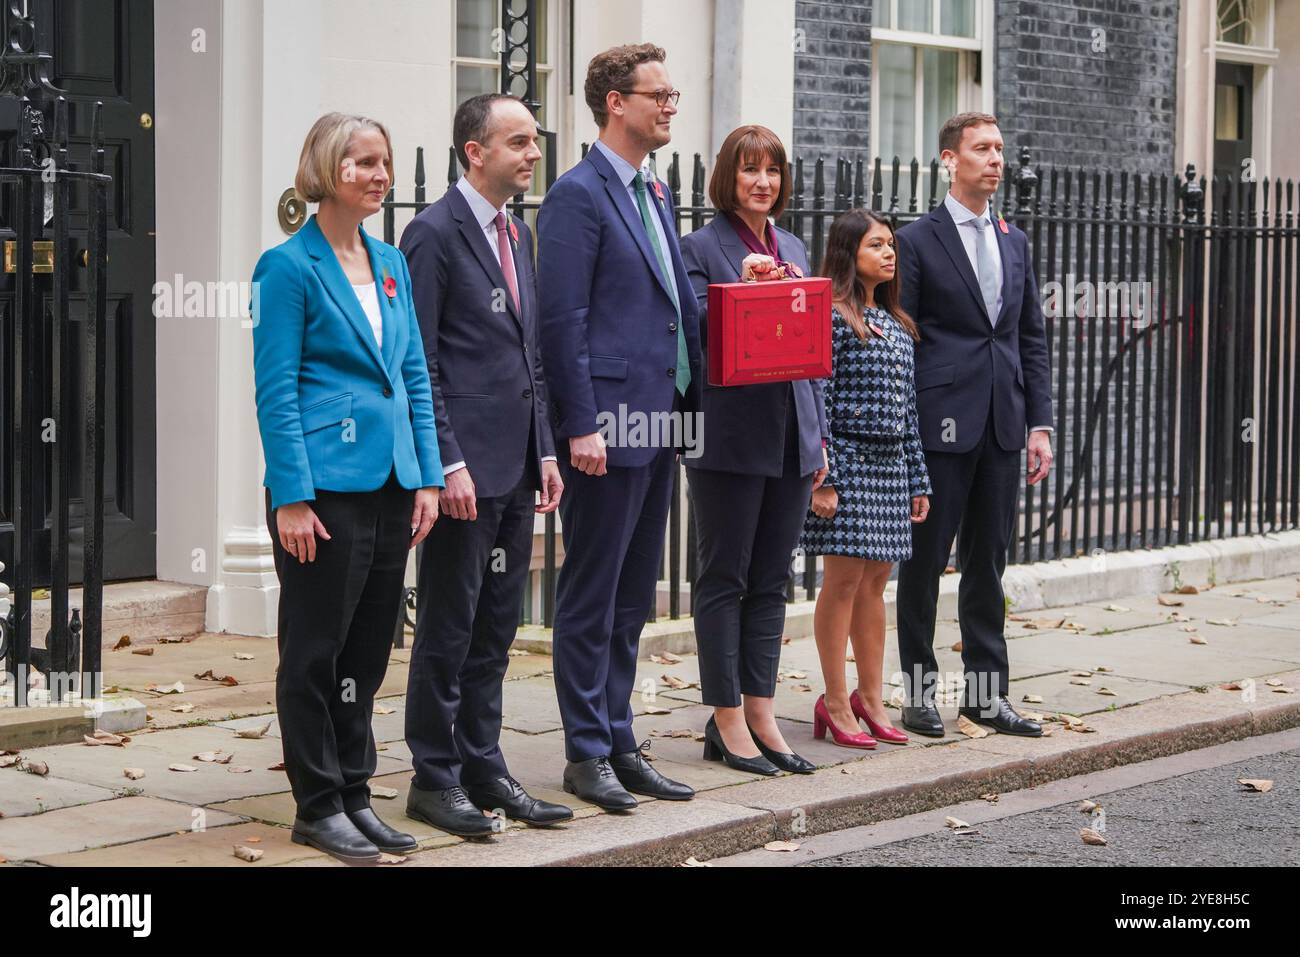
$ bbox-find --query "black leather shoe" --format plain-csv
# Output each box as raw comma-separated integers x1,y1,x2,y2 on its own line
611,746,695,800
291,812,381,865
747,724,816,774
346,806,418,854
702,717,779,775
959,697,1043,737
901,705,946,737
466,775,575,827
563,756,638,811
406,784,496,837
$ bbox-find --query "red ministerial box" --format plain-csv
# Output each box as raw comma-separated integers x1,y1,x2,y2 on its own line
707,277,833,386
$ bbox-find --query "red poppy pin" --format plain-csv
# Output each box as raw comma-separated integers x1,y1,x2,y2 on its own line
997,215,1009,234
508,219,519,248
381,266,397,300
652,179,665,201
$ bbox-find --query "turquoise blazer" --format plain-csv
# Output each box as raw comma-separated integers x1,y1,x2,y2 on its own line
252,215,444,509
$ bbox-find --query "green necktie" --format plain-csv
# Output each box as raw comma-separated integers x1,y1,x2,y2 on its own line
634,171,691,395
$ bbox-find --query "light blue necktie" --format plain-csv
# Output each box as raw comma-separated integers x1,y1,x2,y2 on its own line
969,216,1000,325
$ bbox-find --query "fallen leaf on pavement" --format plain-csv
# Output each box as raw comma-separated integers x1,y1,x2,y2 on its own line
1081,828,1108,846
1071,671,1093,677
682,856,712,867
267,762,286,771
1022,694,1043,704
945,816,971,829
19,760,49,776
168,763,197,773
951,640,963,652
1272,686,1295,694
1025,618,1066,630
169,703,195,714
157,637,191,644
1238,779,1273,793
227,766,252,774
650,652,682,665
1079,800,1101,814
1189,635,1208,645
123,768,145,780
1265,678,1284,687
1105,604,1130,613
1095,666,1113,673
373,705,396,716
764,840,800,852
1206,618,1238,627
643,705,672,715
956,715,988,739
232,845,263,863
980,793,999,803
148,682,185,695
1008,613,1029,622
792,683,813,693
1176,584,1200,594
888,686,907,709
194,751,233,764
0,754,20,769
378,853,407,865
371,786,399,800
112,635,131,650
194,669,239,687
233,653,255,661
1070,678,1092,686
235,721,274,739
1156,594,1184,606
781,670,808,680
130,648,155,657
650,728,698,739
1220,681,1244,691
661,675,690,690
1096,688,1117,697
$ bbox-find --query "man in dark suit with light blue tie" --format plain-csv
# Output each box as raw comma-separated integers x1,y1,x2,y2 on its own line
400,93,571,835
538,43,703,810
895,112,1055,739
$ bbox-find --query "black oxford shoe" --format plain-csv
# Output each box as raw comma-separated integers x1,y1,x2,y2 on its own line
291,812,381,865
901,705,946,737
346,806,418,854
958,697,1043,737
467,775,574,827
563,756,638,811
611,747,695,801
406,784,497,837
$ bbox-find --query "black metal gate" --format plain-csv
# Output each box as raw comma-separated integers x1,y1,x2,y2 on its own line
0,5,112,706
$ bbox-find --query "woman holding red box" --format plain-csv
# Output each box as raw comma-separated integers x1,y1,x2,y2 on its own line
800,210,931,749
679,125,828,775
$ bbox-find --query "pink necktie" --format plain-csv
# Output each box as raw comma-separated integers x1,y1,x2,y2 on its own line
494,212,521,313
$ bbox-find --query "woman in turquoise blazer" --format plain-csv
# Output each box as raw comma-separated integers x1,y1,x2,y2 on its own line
251,112,443,865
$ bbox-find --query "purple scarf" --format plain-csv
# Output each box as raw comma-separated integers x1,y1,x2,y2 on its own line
724,212,801,277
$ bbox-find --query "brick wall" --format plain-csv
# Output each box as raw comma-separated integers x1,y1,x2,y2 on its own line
792,0,874,164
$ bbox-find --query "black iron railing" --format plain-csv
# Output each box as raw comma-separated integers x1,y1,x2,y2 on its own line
380,143,1299,627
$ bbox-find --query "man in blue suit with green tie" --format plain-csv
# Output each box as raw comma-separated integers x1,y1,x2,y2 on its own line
538,43,702,810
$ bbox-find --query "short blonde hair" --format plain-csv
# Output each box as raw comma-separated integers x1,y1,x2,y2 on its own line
294,112,395,203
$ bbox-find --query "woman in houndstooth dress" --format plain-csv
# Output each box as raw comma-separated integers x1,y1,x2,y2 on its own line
800,209,931,749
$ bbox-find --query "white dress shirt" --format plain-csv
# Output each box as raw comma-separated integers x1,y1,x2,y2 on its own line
442,175,556,476
943,191,1052,434
351,281,383,351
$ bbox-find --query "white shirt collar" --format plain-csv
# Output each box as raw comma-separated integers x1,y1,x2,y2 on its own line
944,191,992,226
456,175,509,230
593,138,651,188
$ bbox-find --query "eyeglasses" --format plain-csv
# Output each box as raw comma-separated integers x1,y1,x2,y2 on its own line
623,89,681,108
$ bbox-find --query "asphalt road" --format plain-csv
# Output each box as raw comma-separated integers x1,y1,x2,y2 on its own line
804,747,1300,867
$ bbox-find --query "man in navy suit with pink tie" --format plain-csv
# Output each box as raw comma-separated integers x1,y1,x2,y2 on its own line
538,43,703,810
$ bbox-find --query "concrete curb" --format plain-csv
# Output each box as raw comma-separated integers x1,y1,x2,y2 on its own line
528,689,1300,866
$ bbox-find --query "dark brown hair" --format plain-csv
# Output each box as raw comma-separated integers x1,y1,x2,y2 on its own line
938,111,999,154
453,93,524,171
584,43,667,128
820,209,918,342
708,125,791,219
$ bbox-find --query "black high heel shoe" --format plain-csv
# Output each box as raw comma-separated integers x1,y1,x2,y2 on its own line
702,717,779,776
748,724,816,774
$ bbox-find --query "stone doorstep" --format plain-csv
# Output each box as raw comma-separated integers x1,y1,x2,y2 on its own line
28,580,208,648
0,695,147,749
401,689,1300,867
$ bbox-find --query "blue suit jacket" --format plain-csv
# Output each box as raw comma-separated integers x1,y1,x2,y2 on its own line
896,202,1053,453
399,186,555,499
537,146,703,468
252,215,444,509
680,216,829,477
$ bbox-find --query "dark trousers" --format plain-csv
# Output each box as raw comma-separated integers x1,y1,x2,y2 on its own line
688,414,812,707
405,474,535,790
265,473,413,821
896,410,1020,708
552,445,675,762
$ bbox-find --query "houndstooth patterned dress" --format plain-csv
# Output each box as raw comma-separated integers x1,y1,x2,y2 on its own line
800,305,931,562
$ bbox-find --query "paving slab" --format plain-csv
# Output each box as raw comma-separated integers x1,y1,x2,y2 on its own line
0,796,242,860
1005,671,1189,715
32,822,326,867
0,771,119,818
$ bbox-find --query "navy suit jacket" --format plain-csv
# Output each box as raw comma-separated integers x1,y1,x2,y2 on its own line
537,146,703,468
679,216,829,477
896,201,1053,453
399,186,555,499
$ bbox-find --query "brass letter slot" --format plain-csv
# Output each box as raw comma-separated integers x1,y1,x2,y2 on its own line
3,240,55,274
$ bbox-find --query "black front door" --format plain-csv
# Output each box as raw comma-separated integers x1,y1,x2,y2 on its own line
0,0,156,584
